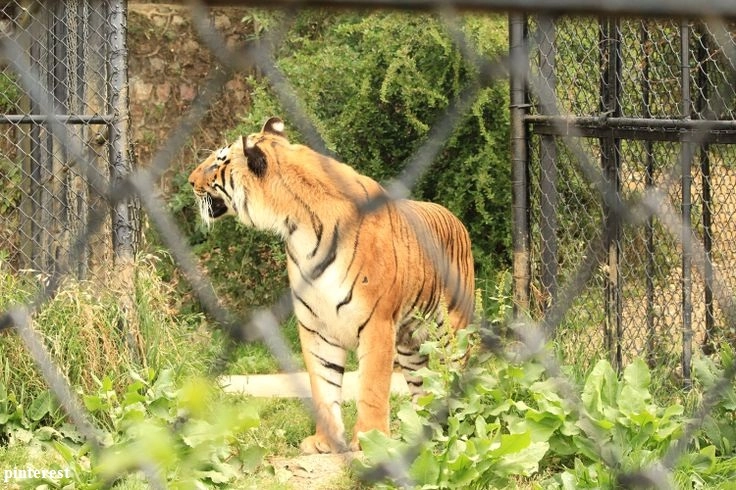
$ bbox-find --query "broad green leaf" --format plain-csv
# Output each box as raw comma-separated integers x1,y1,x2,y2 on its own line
52,440,75,462
617,385,649,420
410,449,441,484
83,394,104,412
581,360,618,415
398,403,425,442
489,431,531,457
101,375,113,393
475,415,487,439
28,390,51,421
178,376,212,418
623,358,651,393
181,419,219,447
496,441,549,477
122,390,146,407
359,429,403,465
510,416,558,442
692,355,718,388
239,445,267,472
447,451,479,486
34,426,62,441
199,459,239,484
690,445,717,473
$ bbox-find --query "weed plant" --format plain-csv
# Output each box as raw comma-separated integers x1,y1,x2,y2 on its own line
0,253,218,408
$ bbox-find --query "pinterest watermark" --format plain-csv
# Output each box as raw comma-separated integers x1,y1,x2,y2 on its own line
3,467,71,484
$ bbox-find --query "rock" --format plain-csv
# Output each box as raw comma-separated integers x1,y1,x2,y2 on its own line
179,84,197,102
149,57,165,73
171,15,187,27
214,15,231,31
156,82,171,102
130,77,153,102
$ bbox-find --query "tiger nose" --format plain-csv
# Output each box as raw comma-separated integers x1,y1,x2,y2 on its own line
188,176,195,187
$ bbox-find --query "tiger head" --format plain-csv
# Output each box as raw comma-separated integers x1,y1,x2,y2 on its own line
187,116,291,233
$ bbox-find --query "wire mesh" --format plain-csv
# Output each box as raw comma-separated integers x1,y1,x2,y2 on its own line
0,0,138,280
0,1,736,488
528,15,736,377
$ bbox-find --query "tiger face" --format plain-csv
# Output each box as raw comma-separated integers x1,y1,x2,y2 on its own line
188,146,235,223
188,117,289,233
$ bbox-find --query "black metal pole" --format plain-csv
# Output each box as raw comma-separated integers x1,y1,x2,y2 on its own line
108,0,137,261
600,16,623,370
538,15,558,317
641,20,656,369
510,13,531,317
697,27,714,354
680,20,693,388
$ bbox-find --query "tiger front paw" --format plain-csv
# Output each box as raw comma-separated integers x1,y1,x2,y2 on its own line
300,433,348,454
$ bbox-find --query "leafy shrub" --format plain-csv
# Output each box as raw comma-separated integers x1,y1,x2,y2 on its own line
0,369,264,489
0,73,21,113
354,305,736,489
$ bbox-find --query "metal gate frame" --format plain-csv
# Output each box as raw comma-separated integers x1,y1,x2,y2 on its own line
510,13,736,382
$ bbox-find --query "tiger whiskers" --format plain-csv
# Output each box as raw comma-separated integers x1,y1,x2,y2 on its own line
197,195,215,228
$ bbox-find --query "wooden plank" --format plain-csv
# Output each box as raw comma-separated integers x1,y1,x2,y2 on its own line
219,371,410,399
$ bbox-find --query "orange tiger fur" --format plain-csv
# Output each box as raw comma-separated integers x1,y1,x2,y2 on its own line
188,117,474,453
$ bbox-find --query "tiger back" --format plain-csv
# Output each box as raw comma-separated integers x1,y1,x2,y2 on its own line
188,117,474,453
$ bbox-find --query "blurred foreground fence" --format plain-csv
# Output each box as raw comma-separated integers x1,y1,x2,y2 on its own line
2,0,736,488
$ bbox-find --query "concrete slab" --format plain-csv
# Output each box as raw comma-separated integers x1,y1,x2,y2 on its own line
219,371,410,399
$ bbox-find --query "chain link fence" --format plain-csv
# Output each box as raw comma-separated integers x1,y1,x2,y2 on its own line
521,16,736,378
0,0,138,283
1,0,736,488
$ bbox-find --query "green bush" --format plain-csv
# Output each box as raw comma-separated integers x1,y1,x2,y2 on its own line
0,73,21,113
358,340,736,488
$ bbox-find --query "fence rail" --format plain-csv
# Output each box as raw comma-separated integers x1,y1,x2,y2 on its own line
1,1,736,488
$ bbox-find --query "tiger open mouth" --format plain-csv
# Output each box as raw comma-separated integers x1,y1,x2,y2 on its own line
208,195,229,218
199,193,229,219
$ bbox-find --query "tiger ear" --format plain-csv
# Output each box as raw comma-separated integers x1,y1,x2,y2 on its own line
262,117,285,136
242,135,267,178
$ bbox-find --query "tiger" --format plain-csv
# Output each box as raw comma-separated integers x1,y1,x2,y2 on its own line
188,117,475,454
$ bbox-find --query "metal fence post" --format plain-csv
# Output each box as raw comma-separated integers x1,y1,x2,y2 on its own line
600,16,623,370
641,21,657,368
108,0,138,262
680,19,693,387
537,15,558,317
510,13,531,317
696,27,715,355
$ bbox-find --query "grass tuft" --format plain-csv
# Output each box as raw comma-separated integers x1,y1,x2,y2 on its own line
0,253,219,407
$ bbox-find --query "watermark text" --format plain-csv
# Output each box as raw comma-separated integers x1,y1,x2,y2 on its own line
3,467,71,483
